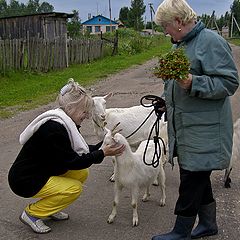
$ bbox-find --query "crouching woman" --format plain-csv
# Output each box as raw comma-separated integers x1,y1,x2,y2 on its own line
8,79,125,234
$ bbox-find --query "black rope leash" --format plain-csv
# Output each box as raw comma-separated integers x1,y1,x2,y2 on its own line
126,108,155,139
140,95,167,168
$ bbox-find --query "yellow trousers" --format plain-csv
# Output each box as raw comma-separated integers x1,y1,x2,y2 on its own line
25,169,89,218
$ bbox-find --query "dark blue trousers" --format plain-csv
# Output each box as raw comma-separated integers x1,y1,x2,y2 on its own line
174,168,214,217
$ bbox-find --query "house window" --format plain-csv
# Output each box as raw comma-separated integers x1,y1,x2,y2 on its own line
106,26,116,32
98,18,102,22
95,26,101,32
86,26,92,33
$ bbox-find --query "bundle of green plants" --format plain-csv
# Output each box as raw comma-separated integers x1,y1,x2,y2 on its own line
154,47,190,81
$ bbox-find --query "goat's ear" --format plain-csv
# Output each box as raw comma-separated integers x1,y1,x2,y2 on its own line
104,92,113,100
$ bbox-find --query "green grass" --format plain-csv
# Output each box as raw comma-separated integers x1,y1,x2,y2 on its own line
0,37,171,118
228,38,240,46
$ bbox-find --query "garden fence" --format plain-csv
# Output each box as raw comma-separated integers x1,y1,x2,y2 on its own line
0,36,104,74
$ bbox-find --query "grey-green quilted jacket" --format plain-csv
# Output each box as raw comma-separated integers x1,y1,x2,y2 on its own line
165,21,239,171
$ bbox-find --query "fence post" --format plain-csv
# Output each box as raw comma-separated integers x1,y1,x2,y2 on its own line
65,33,69,67
112,30,118,56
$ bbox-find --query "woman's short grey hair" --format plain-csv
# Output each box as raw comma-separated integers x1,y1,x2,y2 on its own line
57,78,93,115
155,0,197,26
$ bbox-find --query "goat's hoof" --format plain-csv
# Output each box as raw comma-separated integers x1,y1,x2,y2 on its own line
152,181,159,186
142,194,150,202
107,215,115,224
159,201,166,207
132,219,139,227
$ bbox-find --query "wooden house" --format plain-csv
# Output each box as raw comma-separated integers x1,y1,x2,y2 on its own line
82,15,118,34
0,12,73,40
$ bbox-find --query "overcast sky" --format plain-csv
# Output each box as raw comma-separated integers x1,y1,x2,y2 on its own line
11,0,234,22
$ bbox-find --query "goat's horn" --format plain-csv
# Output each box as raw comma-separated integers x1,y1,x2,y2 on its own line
111,122,121,132
112,128,122,136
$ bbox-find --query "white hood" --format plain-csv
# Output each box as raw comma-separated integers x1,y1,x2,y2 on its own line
19,108,89,156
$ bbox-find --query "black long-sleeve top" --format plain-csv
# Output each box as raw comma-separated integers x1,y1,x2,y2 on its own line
8,120,104,198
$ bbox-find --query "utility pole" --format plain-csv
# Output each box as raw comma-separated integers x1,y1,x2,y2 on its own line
231,13,234,38
149,3,155,35
231,13,240,38
109,0,112,32
206,10,221,35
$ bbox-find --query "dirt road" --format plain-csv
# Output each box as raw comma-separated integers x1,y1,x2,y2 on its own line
0,45,239,240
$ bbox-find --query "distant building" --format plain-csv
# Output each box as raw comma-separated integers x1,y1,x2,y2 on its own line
116,20,125,28
0,12,73,40
82,15,118,34
221,26,229,39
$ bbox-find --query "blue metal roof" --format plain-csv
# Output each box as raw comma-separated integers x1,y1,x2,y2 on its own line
82,15,118,25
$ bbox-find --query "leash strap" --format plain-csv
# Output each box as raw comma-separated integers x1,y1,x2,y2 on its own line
140,95,167,168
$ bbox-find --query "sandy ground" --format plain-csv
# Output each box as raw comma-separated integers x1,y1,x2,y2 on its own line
0,45,239,240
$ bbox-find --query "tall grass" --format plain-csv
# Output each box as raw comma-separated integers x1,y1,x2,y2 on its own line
0,32,171,118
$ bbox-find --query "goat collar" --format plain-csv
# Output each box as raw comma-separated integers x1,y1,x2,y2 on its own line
92,116,105,129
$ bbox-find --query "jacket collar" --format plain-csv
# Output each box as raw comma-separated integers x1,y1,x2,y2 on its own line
174,21,205,46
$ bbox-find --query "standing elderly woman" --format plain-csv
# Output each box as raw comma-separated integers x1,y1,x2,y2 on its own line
152,0,239,240
8,79,125,234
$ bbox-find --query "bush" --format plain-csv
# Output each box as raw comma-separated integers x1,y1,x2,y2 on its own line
117,28,163,55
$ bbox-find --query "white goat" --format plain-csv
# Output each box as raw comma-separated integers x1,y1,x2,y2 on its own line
224,118,240,188
92,93,168,183
102,123,166,227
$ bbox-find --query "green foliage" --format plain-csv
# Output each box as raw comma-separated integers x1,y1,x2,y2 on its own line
231,0,240,36
0,0,54,17
0,37,171,118
127,0,146,31
228,38,240,46
119,6,129,27
116,28,164,55
67,10,82,38
99,28,164,56
154,47,190,81
231,0,240,22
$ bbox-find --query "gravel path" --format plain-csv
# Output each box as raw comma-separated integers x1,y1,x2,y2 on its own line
0,44,239,240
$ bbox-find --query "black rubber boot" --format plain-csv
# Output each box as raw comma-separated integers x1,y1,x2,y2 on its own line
151,215,196,240
191,201,218,239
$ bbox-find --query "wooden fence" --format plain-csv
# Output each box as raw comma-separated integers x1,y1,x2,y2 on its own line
0,37,105,74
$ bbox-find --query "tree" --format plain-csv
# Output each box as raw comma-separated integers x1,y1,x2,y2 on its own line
0,0,8,17
0,0,54,17
200,13,211,26
38,1,54,13
67,10,82,38
8,0,25,15
25,0,40,14
230,0,240,36
128,0,146,31
119,6,129,26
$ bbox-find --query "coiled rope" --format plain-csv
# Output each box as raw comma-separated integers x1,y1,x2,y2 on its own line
126,95,167,168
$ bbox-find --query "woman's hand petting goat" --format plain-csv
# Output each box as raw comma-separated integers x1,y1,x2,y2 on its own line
102,143,125,157
8,79,125,234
